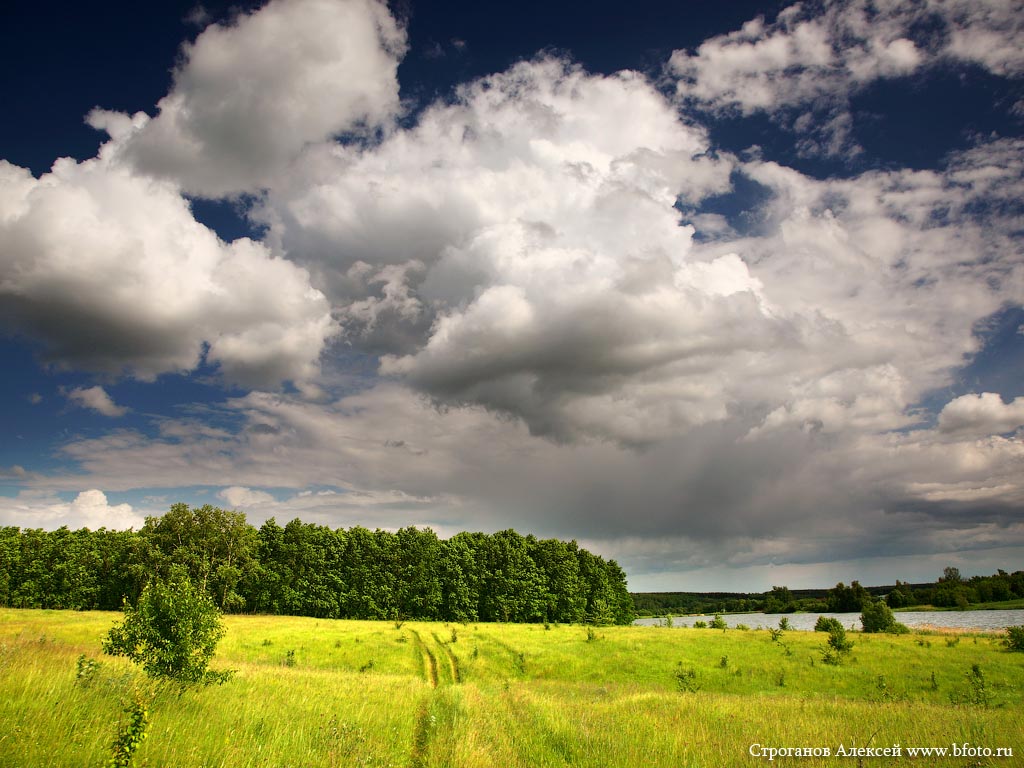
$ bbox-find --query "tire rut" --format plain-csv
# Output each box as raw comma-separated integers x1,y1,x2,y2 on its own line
431,632,461,684
409,628,439,689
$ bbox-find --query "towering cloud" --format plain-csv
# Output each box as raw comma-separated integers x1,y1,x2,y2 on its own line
113,0,407,197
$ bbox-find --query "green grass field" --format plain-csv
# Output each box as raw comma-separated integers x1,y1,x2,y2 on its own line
1,609,1022,767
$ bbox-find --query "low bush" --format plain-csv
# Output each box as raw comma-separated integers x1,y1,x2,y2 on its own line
814,616,843,633
827,625,854,654
1003,625,1024,651
950,664,991,708
674,664,700,692
861,600,907,634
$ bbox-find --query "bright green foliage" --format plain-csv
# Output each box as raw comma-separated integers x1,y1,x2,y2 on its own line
107,695,149,768
102,570,229,685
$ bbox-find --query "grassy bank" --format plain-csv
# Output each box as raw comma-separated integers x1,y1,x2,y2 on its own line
1,609,1022,766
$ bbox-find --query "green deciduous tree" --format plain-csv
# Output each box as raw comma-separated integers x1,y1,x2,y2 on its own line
826,581,870,612
142,503,258,612
763,585,796,613
102,568,231,685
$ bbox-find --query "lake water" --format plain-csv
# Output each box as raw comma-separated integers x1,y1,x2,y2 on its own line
634,609,1024,632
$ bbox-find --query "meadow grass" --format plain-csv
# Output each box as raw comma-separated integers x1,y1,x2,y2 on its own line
1,610,1021,766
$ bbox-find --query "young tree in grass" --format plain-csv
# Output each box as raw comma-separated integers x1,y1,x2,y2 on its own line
103,567,231,685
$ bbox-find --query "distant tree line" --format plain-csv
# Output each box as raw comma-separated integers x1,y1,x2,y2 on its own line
633,566,1024,616
0,503,635,625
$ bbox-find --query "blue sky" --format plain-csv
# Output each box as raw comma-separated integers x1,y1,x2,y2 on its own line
2,0,1023,591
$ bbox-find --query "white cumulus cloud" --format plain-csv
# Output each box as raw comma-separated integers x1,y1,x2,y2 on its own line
107,0,407,197
218,486,276,509
0,489,144,530
66,386,128,417
938,393,1024,438
0,154,337,388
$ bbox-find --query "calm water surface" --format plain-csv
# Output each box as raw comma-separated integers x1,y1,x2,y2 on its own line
634,609,1024,631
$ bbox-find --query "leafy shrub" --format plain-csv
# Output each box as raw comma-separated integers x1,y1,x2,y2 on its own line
827,624,854,656
102,569,231,686
1004,625,1024,651
860,599,907,633
814,616,843,633
950,664,991,707
873,675,904,702
693,620,707,629
674,664,700,692
734,623,750,631
778,617,791,631
709,614,727,630
768,627,783,643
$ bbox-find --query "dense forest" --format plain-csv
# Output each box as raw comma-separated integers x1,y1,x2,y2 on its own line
633,567,1024,616
0,504,634,625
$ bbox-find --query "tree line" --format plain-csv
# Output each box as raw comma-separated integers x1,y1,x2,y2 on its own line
0,503,635,625
633,567,1024,616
